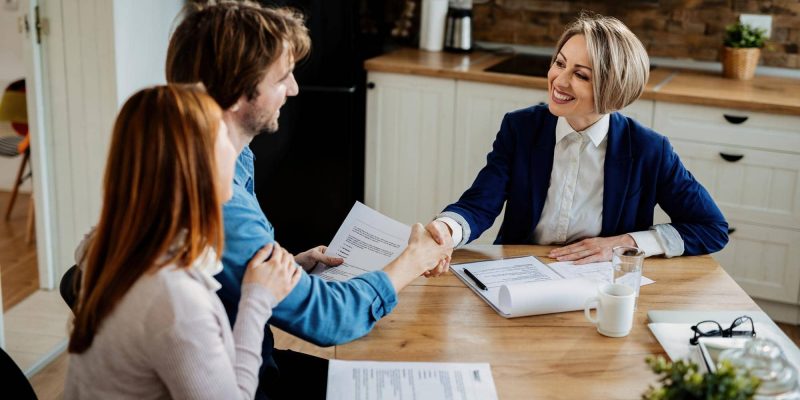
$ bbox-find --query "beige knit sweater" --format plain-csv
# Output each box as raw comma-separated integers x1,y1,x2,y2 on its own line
65,252,275,399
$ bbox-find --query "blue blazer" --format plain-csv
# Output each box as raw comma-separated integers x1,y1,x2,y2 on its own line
442,105,728,256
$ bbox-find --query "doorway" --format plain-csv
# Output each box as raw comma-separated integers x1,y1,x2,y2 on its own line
1,0,187,385
0,0,70,379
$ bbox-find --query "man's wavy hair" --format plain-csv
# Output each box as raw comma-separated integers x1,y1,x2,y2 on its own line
166,0,310,109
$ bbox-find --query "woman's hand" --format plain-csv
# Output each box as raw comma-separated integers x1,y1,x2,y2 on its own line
422,220,453,277
406,223,451,268
295,245,344,272
243,243,302,302
548,234,636,264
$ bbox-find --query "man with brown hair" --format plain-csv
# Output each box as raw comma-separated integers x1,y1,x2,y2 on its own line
166,2,450,399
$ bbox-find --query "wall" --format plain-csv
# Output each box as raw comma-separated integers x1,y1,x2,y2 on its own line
473,0,800,69
34,0,184,282
113,0,184,106
0,4,30,192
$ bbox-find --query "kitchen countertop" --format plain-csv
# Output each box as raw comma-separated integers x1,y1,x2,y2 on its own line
364,48,800,116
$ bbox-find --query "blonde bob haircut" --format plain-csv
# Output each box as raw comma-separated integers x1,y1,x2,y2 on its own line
552,13,649,114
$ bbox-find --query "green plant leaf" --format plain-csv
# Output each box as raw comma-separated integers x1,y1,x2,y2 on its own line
642,356,761,400
723,22,766,48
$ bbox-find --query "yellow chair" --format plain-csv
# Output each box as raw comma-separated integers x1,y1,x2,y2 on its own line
0,79,31,237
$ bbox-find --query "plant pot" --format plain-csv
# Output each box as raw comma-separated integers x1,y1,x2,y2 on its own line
721,47,761,80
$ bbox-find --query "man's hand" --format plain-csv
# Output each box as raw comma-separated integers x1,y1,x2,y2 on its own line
548,234,636,264
295,245,344,272
422,220,454,277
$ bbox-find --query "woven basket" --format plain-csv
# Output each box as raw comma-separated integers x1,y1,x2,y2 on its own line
721,47,760,80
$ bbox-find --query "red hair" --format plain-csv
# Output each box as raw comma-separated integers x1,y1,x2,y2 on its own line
69,85,224,353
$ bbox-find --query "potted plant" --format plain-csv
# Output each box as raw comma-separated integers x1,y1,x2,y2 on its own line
642,356,760,400
721,22,767,80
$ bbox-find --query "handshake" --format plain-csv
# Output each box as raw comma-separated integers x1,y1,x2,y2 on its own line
292,207,458,293
407,220,455,278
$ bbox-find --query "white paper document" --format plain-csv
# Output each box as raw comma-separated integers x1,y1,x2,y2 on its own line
326,360,498,400
311,202,411,282
548,261,655,286
451,258,654,318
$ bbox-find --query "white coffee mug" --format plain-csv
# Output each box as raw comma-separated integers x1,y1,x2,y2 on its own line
584,283,636,338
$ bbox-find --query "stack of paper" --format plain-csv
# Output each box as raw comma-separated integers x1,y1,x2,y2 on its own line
326,360,498,400
451,257,654,318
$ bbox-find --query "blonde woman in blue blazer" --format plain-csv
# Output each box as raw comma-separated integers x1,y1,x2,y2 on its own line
428,14,728,266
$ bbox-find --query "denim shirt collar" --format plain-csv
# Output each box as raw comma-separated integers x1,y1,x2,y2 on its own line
234,146,256,195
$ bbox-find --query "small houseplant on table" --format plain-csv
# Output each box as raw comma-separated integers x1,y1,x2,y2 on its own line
721,22,767,80
642,355,760,400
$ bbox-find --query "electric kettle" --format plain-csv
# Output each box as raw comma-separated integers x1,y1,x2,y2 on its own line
443,0,472,52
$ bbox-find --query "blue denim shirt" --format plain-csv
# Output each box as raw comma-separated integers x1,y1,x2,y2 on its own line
215,147,398,353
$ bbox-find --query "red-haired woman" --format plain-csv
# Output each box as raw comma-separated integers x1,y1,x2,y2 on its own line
64,85,300,399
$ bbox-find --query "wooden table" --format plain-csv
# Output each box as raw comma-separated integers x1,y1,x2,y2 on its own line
274,245,761,399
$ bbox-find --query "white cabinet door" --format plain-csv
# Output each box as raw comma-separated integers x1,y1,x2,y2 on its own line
619,99,654,128
653,101,800,308
452,81,548,243
713,220,800,304
365,72,456,225
452,81,548,192
653,102,800,153
668,139,800,230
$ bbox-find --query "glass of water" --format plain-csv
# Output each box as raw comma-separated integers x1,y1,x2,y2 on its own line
612,246,645,308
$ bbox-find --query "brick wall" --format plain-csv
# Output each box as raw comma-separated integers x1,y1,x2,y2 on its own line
473,0,800,68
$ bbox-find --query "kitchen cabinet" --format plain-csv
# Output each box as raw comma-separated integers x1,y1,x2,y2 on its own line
667,140,800,230
451,81,548,242
364,72,456,227
712,220,800,304
652,102,800,319
618,99,654,128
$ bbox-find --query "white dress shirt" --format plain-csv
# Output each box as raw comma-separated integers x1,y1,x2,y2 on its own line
532,115,607,244
439,115,676,257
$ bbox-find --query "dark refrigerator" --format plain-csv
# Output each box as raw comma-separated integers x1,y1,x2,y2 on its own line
252,0,386,253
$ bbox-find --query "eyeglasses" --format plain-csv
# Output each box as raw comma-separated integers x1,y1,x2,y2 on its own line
689,315,756,345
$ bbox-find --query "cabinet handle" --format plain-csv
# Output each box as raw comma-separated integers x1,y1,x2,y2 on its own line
728,227,736,235
367,82,375,89
723,114,748,124
719,152,744,162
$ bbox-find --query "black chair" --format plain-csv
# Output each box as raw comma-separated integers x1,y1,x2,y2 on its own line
0,346,38,399
59,265,81,310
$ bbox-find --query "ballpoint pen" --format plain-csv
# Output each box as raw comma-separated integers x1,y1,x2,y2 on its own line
463,268,488,291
